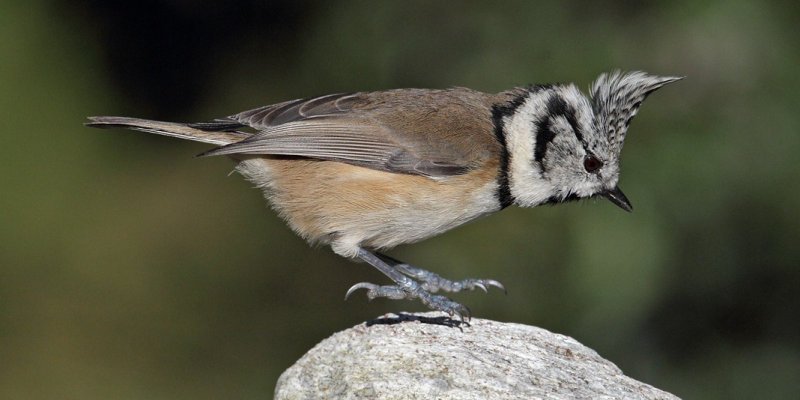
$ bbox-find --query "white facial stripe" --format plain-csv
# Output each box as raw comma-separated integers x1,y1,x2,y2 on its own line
549,116,573,143
503,94,554,207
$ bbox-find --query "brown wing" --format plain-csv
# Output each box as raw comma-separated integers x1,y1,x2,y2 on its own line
199,89,501,178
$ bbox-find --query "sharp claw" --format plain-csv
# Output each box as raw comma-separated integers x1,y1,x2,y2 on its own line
459,305,472,323
345,282,375,300
483,279,507,294
445,301,470,323
474,282,488,293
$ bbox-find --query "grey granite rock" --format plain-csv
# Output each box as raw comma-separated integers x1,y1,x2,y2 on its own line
275,312,678,400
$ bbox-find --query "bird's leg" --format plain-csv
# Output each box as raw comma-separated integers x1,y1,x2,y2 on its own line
345,248,472,321
375,252,506,294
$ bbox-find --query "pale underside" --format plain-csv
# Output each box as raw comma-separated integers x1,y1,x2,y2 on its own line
235,156,502,258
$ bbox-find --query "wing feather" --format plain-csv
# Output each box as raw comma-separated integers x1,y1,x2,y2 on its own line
201,90,499,177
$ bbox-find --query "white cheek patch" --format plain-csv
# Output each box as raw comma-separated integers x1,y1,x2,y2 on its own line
546,115,585,159
549,115,571,136
503,96,555,207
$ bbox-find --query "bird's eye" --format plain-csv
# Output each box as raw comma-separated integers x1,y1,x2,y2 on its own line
583,155,602,172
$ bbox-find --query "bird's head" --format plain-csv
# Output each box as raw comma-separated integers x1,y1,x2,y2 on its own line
499,71,681,211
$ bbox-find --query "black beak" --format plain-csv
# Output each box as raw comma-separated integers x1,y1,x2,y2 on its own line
603,186,633,212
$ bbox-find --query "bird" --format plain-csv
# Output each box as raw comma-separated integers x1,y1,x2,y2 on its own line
86,71,680,321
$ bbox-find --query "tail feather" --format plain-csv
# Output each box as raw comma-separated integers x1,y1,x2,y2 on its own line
85,116,250,146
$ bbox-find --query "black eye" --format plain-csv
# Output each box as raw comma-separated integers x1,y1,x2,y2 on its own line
583,155,602,172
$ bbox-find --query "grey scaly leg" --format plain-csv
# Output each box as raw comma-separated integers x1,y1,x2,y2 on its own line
345,249,506,321
346,249,470,321
375,253,506,294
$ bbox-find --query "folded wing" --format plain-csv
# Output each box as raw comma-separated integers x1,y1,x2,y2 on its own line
200,90,495,178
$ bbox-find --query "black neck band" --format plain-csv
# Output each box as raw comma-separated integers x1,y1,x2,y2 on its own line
491,92,530,209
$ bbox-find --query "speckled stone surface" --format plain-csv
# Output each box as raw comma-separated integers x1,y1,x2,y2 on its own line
275,312,679,400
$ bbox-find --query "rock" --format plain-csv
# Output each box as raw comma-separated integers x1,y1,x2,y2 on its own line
275,312,678,399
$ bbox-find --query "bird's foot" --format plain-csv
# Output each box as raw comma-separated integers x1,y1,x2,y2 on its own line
391,262,506,294
345,282,471,322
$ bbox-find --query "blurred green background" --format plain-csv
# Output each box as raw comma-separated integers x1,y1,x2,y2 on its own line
2,0,798,398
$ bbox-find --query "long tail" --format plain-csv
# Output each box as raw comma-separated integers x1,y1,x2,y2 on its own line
85,116,250,146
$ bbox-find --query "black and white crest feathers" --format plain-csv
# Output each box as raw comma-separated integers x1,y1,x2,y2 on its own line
590,71,682,151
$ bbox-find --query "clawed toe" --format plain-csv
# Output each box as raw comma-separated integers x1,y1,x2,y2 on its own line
423,294,471,322
345,282,378,300
452,278,507,294
485,279,507,294
351,249,502,322
344,280,472,322
345,282,408,301
451,302,472,323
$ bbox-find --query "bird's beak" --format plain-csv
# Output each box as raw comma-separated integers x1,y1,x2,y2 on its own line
603,186,633,212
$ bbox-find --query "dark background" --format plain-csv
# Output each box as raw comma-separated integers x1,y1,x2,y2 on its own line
2,1,799,398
